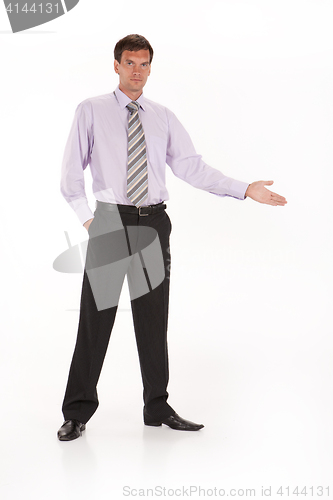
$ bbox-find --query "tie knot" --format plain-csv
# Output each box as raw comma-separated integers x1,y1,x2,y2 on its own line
126,101,139,114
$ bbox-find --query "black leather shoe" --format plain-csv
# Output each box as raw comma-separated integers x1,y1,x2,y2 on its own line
144,412,204,431
57,419,86,441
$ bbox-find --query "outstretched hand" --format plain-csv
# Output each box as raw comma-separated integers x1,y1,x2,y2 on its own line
245,181,287,206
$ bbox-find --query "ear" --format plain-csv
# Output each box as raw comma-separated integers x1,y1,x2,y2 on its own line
148,64,151,76
114,59,119,74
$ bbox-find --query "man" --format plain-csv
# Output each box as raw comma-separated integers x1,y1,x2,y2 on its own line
58,34,287,441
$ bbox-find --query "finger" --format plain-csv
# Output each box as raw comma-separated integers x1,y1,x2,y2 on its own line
264,192,287,205
264,180,274,186
272,196,287,204
271,198,287,205
270,199,285,206
271,195,287,203
268,191,287,201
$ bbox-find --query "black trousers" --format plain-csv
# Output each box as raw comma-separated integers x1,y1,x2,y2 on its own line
61,204,175,424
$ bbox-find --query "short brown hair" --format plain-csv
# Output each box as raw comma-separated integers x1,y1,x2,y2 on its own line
114,34,154,64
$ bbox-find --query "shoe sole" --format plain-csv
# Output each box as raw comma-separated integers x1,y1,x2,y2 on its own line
144,421,204,431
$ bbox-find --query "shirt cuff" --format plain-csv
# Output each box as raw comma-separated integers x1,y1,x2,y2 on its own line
228,180,250,200
68,199,94,225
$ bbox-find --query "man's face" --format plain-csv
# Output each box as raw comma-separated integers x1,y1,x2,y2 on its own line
114,49,151,98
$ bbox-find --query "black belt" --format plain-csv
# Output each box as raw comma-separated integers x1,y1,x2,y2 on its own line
96,200,166,216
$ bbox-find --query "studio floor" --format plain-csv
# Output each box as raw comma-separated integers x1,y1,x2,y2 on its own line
2,273,332,500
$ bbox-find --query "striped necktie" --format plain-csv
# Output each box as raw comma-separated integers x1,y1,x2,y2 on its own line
126,101,148,207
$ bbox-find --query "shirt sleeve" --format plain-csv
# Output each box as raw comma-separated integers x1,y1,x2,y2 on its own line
60,101,95,225
165,109,249,200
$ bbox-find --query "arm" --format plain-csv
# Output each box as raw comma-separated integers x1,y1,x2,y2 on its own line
165,109,287,206
165,109,249,200
60,101,95,228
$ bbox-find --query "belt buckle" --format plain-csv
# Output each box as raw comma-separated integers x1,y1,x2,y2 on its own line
139,206,149,216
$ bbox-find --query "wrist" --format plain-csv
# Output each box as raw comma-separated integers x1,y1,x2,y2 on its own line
245,183,251,198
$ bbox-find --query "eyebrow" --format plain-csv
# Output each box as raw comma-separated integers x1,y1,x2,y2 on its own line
124,59,149,64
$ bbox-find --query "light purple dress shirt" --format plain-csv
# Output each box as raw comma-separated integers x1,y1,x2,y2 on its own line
61,86,249,225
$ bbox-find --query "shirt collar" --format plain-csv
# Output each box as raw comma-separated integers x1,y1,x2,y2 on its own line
114,86,146,111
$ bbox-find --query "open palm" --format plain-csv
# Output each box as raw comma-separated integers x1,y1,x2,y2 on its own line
245,180,287,206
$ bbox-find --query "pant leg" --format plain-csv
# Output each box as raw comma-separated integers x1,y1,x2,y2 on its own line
62,271,119,424
62,209,128,424
128,210,175,421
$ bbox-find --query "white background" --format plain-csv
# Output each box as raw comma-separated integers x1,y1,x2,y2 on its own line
1,0,333,498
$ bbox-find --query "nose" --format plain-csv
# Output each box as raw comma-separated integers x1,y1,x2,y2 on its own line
132,65,140,75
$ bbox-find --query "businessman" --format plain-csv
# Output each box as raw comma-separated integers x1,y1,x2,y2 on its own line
58,34,287,441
